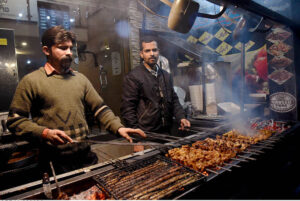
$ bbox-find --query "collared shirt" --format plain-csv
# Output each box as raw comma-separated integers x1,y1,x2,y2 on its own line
144,63,158,77
44,62,74,76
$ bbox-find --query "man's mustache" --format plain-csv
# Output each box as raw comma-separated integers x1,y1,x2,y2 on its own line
61,56,73,63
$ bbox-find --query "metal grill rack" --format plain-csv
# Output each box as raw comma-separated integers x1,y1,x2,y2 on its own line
93,155,205,200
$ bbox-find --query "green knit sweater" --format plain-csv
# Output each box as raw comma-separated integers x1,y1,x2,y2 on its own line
7,67,123,141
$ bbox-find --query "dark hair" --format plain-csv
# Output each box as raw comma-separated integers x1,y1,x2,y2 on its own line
140,36,158,51
41,25,76,48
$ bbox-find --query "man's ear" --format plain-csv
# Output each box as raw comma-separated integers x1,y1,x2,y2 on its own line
140,51,144,60
42,46,50,56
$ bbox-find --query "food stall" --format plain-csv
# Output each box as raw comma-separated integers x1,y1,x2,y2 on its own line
1,0,300,199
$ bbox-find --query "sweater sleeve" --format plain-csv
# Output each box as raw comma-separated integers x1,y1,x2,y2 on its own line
83,76,123,134
6,77,47,138
120,74,140,128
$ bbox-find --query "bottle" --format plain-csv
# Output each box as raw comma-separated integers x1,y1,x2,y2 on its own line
42,172,53,199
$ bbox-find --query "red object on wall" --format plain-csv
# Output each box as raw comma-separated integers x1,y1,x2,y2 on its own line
254,48,268,81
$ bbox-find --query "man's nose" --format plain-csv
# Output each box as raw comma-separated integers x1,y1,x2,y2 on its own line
66,48,72,55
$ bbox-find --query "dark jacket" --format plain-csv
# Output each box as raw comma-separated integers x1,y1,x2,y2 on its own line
121,64,185,132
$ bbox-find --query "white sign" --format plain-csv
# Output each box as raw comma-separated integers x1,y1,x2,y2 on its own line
0,0,38,21
111,51,121,76
270,92,296,113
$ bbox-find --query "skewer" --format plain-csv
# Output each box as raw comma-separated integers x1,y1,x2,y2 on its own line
242,151,259,155
178,139,194,144
247,149,264,153
183,127,212,133
270,136,283,141
263,139,277,143
206,168,219,175
231,158,247,162
238,155,256,160
257,141,274,146
251,145,273,149
253,143,274,147
199,172,209,177
216,166,231,172
223,162,241,167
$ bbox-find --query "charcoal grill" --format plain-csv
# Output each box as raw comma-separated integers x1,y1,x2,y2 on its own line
160,119,296,183
93,154,205,200
2,119,300,200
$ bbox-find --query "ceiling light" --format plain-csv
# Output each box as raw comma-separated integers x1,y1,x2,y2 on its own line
26,60,31,64
21,42,27,46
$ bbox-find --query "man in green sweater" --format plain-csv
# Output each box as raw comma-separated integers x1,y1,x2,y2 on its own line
7,26,146,174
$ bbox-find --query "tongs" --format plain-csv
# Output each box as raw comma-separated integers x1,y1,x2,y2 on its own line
73,139,167,147
139,131,182,142
84,139,166,147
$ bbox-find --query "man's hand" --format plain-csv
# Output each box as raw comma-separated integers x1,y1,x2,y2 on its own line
179,118,191,130
117,127,146,143
44,129,73,145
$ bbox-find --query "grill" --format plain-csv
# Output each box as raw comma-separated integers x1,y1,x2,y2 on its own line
90,119,294,199
2,119,300,200
160,119,294,182
93,155,205,200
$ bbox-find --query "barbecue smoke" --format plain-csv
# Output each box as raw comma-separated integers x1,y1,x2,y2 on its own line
231,118,257,136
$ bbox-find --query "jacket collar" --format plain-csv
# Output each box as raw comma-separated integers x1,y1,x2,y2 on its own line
143,63,159,77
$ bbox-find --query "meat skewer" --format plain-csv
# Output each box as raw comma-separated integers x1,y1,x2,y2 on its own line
206,168,219,174
242,150,259,155
132,173,190,199
115,165,181,196
237,155,256,160
149,176,199,200
223,162,240,167
231,158,247,162
216,165,232,171
247,149,264,153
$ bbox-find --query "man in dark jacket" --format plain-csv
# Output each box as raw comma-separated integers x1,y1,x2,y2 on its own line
121,36,190,133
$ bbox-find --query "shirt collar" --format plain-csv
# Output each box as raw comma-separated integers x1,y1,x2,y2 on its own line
44,62,74,76
144,63,158,77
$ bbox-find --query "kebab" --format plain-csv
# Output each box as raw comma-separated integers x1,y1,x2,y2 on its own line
166,123,284,173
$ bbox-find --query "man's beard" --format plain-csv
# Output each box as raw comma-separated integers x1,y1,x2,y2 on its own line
147,56,157,67
60,56,73,71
